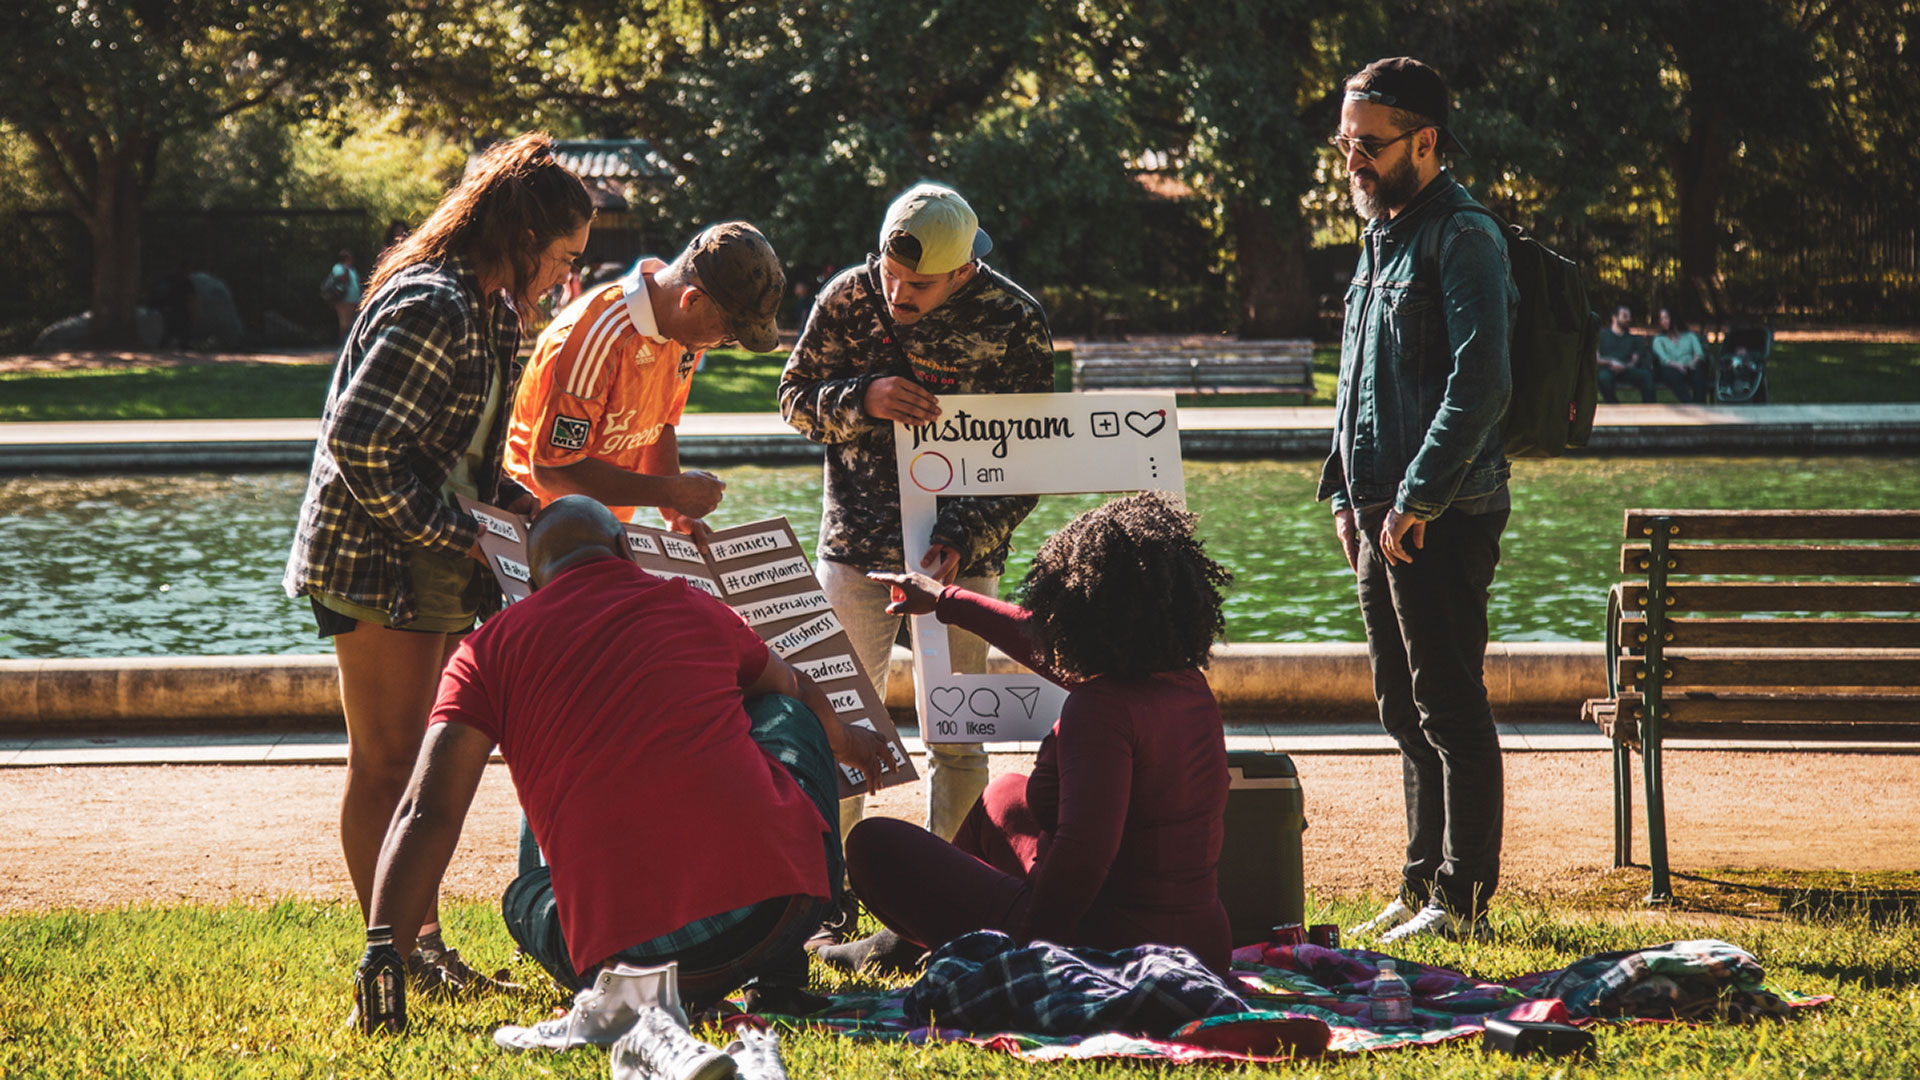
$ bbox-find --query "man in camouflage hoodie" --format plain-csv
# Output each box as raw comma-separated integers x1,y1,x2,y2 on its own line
780,183,1054,860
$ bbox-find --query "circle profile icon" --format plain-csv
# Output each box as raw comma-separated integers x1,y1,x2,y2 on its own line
909,451,954,492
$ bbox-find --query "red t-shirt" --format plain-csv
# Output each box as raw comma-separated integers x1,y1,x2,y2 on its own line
430,556,830,974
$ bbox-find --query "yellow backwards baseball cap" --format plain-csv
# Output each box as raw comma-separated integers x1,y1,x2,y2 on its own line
879,183,993,276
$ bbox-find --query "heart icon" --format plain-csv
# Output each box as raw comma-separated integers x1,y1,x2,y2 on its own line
929,687,965,716
1125,410,1167,437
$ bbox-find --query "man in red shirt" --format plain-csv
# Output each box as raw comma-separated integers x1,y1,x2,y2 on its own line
361,496,888,1016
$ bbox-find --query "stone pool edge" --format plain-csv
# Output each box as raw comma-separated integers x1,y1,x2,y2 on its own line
0,643,1603,734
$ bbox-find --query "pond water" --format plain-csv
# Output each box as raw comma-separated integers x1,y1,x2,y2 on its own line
1,456,1915,659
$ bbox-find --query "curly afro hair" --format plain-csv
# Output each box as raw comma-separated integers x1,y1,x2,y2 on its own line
1018,490,1231,681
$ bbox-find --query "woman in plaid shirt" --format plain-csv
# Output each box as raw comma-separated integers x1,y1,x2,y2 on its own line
284,133,592,993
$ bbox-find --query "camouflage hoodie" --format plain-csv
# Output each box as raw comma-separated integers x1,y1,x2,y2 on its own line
779,255,1054,575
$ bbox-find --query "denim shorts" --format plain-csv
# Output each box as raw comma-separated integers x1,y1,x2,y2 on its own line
310,545,484,636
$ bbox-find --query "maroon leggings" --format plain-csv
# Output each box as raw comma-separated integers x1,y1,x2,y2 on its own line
845,772,1041,949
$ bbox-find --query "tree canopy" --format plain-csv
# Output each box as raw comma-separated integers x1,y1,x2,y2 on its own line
2,0,1913,344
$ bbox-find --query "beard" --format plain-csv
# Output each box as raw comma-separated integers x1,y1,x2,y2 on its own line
1349,154,1421,221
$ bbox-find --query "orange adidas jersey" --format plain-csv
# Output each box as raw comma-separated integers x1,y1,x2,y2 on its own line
504,267,699,520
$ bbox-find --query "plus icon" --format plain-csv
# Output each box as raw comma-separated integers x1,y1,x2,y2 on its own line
1090,411,1120,438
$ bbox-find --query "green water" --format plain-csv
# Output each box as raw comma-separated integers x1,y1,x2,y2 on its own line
1,456,1914,659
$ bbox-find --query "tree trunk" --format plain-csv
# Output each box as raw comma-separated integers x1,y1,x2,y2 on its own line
88,145,147,347
1668,105,1730,315
1229,197,1317,338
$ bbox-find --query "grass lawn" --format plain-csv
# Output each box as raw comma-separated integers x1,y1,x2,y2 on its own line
1,341,1915,422
2,892,1915,1077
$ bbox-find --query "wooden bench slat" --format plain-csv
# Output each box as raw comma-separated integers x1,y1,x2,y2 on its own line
1613,691,1920,725
1620,544,1920,576
1617,617,1920,648
1661,720,1920,741
1623,509,1920,540
1617,654,1920,690
1619,582,1920,613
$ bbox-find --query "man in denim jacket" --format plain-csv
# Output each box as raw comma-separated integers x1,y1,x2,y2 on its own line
1316,57,1517,944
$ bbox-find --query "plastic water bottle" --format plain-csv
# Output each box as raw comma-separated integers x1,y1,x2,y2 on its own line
353,925,407,1034
1369,959,1413,1025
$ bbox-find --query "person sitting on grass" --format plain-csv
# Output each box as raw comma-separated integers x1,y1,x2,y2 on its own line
817,491,1237,976
360,495,890,1022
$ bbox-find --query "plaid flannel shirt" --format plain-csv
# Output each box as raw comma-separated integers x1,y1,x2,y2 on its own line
902,930,1246,1037
283,256,526,626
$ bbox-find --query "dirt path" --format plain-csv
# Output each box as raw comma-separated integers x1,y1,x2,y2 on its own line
0,347,334,374
3,749,1914,915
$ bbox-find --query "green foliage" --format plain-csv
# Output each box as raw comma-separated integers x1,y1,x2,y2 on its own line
1,896,1917,1077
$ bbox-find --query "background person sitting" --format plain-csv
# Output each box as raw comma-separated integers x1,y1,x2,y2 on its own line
820,492,1236,976
360,496,890,1021
1652,307,1711,404
1596,303,1660,403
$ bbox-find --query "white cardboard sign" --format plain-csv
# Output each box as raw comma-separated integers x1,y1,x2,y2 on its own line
895,392,1184,743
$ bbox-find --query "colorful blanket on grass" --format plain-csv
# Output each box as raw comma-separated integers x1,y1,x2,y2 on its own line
742,938,1831,1065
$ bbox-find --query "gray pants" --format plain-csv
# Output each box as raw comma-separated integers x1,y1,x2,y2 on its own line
817,556,992,842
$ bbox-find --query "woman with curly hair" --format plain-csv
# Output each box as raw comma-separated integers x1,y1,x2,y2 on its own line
283,133,592,993
822,490,1236,975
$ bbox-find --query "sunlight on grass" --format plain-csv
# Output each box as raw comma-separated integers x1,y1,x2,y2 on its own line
1,894,1915,1076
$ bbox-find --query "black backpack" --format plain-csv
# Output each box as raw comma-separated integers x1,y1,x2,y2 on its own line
1421,206,1599,458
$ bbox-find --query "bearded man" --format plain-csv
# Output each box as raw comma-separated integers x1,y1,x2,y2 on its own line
1316,57,1518,945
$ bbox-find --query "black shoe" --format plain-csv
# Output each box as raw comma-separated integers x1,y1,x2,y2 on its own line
741,982,831,1016
803,892,862,950
811,929,927,976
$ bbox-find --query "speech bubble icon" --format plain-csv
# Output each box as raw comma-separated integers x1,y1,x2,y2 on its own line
969,688,1002,718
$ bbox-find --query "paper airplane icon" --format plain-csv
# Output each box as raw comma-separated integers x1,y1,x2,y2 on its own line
1007,686,1042,719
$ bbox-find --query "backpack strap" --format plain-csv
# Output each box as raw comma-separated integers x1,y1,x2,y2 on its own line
861,254,917,378
1415,202,1506,290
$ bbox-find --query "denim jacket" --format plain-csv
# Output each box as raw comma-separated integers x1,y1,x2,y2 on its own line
1317,172,1517,517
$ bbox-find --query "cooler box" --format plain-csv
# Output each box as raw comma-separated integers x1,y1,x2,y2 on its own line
1218,750,1307,946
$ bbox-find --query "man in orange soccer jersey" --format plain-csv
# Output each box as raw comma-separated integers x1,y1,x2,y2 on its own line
505,222,786,532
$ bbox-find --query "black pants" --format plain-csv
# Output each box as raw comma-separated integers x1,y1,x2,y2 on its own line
1597,364,1656,403
1355,503,1508,918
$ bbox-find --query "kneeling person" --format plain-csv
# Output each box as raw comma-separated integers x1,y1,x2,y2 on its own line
362,496,888,1016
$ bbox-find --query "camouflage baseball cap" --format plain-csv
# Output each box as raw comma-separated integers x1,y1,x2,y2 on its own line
688,221,786,353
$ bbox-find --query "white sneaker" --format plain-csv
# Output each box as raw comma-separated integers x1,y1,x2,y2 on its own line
1377,901,1489,945
610,1007,737,1080
723,1028,788,1080
494,962,684,1052
1347,897,1418,940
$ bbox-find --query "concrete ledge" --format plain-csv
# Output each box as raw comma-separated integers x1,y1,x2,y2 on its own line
6,404,1918,473
0,655,342,731
0,642,1606,734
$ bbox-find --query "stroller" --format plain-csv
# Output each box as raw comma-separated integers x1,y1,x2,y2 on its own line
1713,319,1772,403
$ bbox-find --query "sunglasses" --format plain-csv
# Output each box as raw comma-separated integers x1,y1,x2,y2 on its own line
1327,129,1421,162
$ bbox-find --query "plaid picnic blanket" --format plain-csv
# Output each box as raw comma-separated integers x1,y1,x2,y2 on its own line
902,931,1247,1035
734,937,1831,1065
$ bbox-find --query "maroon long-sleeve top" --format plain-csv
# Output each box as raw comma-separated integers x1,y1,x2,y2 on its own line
935,586,1233,973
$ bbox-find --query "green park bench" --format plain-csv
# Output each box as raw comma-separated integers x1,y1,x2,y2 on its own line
1070,339,1316,399
1582,508,1920,901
